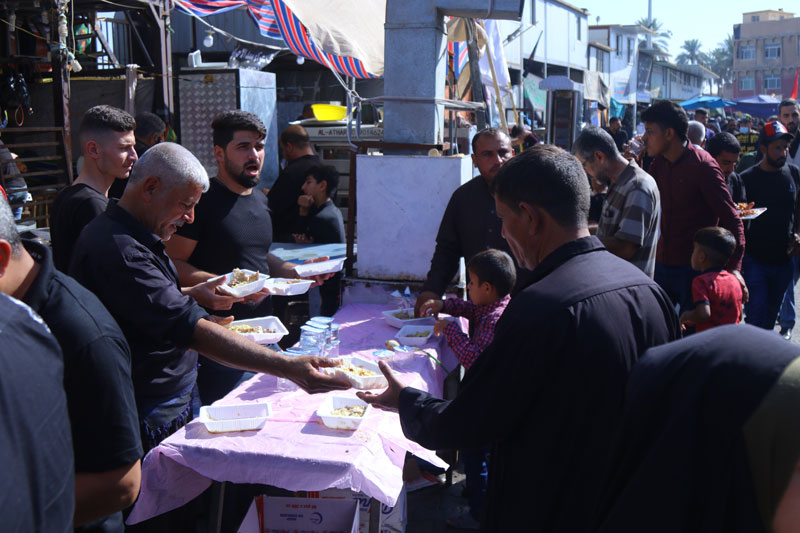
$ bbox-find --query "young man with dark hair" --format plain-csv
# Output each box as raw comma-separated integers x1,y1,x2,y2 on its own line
706,132,745,203
50,105,137,271
358,144,679,531
0,197,142,532
268,124,321,242
605,116,628,152
739,121,800,333
166,111,333,404
109,111,167,199
779,99,800,171
680,226,742,332
294,164,345,316
777,98,800,338
693,108,715,141
641,100,746,314
574,126,660,277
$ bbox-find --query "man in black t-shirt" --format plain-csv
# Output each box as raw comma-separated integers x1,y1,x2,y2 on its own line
0,293,73,533
267,125,321,242
740,121,800,331
166,111,333,404
50,105,137,271
1,197,142,532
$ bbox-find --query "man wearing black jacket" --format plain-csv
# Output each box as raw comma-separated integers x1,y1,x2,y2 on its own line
360,145,680,531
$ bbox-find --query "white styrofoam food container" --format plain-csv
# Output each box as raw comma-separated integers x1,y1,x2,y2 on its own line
293,258,345,277
396,325,434,346
216,269,269,298
265,277,314,296
227,316,288,345
381,307,436,329
198,402,270,433
316,395,370,431
325,356,387,390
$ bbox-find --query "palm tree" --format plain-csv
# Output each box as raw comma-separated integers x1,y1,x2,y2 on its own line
676,39,708,66
707,35,734,86
635,17,672,60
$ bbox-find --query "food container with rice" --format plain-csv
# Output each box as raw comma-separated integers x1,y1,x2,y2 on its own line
216,268,269,298
226,316,288,345
316,395,370,431
381,307,436,329
265,277,314,296
395,325,434,346
323,356,387,389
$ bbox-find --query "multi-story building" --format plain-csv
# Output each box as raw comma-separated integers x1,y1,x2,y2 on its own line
650,62,719,100
732,9,800,98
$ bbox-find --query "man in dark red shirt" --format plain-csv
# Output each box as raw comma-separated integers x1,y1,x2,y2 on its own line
642,100,746,314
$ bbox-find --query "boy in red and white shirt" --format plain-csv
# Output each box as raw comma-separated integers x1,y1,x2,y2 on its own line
680,227,743,333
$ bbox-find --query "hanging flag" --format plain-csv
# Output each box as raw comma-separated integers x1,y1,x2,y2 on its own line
174,0,282,39
449,41,469,79
791,67,799,100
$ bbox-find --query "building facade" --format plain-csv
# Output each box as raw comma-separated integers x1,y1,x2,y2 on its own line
732,9,800,99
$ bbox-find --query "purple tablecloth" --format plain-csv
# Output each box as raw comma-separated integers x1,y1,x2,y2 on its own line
127,303,458,525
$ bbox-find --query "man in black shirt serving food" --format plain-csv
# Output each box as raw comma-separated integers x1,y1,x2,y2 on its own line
165,110,333,404
70,142,348,455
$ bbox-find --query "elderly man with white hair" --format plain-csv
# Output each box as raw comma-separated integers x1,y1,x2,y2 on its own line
69,142,348,454
687,120,707,148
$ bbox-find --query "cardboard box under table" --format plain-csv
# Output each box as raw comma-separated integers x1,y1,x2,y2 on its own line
127,303,457,532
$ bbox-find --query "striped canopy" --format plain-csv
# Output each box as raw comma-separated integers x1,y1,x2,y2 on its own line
174,0,379,78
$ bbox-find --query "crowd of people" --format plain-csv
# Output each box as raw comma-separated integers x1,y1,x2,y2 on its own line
2,98,800,533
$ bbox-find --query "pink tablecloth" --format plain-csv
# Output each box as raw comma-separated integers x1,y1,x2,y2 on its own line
127,303,455,525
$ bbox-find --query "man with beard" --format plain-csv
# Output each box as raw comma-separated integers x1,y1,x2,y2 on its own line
777,99,800,338
166,111,328,404
739,121,800,331
414,128,518,316
780,99,800,171
573,127,660,278
50,106,137,271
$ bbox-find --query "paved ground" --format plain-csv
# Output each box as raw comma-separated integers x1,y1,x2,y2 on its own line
406,468,470,532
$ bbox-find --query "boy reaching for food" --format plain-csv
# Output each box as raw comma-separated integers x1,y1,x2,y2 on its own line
680,227,743,332
419,248,515,369
418,248,515,529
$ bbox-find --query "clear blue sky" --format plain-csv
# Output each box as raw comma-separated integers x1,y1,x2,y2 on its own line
576,0,794,59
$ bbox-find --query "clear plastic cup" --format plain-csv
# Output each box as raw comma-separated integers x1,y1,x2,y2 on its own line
330,323,340,342
628,138,645,157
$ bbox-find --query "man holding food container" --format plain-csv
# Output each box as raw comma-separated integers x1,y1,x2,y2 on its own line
69,142,349,458
165,111,335,405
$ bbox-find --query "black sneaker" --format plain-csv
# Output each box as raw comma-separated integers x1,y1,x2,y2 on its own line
780,327,792,341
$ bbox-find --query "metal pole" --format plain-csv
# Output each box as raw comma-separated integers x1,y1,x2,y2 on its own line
647,0,653,48
466,20,487,131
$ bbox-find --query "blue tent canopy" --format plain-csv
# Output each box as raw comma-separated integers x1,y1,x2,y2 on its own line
679,95,736,110
730,95,781,118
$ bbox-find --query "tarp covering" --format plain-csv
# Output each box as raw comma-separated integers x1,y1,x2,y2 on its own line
174,0,379,78
731,94,781,118
584,71,610,108
679,95,737,110
282,0,384,77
